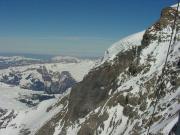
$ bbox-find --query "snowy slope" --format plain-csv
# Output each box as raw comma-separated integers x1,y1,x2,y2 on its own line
50,41,180,135
102,31,145,62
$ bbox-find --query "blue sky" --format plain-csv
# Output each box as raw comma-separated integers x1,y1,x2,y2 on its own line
0,0,177,57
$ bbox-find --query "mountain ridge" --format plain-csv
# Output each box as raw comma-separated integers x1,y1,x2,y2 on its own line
36,4,180,135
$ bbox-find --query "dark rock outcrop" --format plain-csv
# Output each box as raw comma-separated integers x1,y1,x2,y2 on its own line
46,71,76,94
1,72,22,85
67,48,138,121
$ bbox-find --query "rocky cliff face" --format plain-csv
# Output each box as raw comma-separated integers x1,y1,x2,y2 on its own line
36,5,180,135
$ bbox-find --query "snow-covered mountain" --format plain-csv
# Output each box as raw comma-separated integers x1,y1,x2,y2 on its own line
0,56,41,69
0,57,96,135
0,4,180,135
34,4,180,135
0,56,40,63
0,58,95,94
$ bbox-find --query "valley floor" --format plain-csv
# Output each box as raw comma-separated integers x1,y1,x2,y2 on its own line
0,82,65,135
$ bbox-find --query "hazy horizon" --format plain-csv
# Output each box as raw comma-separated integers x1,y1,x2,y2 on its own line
0,52,101,60
0,0,177,56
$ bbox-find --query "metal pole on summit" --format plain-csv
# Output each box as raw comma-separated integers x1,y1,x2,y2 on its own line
146,1,180,135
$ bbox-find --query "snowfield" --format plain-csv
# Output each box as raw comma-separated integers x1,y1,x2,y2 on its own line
0,82,67,135
0,82,42,110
